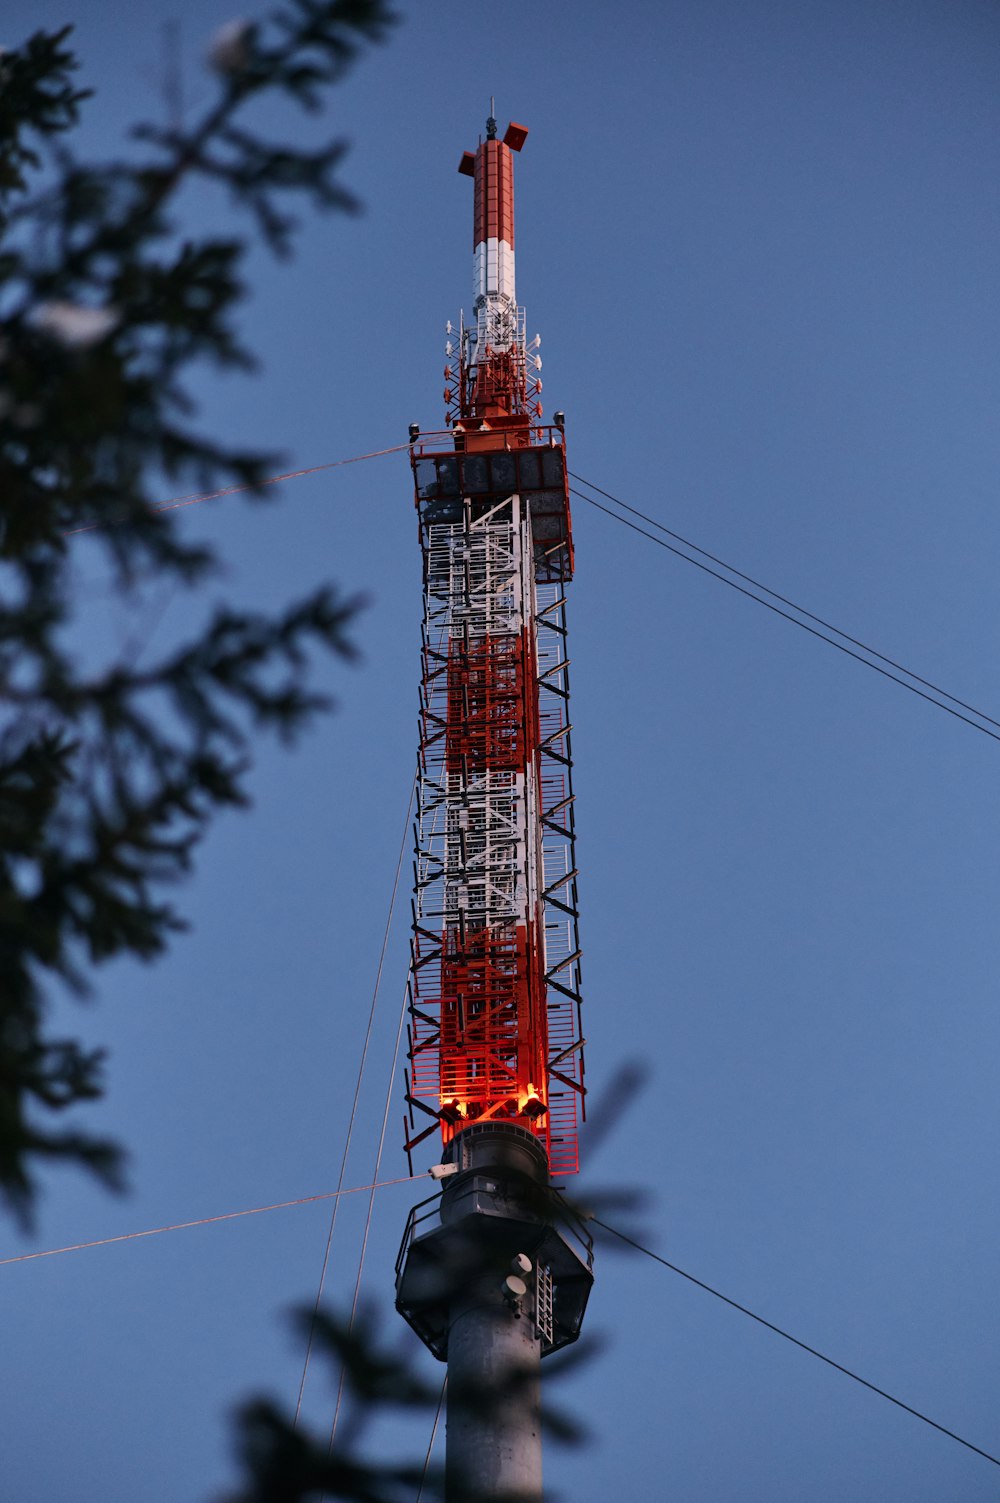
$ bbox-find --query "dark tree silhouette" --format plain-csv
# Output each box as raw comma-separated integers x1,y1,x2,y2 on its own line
0,1,395,1225
225,1302,592,1503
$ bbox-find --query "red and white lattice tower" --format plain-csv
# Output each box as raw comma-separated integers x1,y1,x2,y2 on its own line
403,113,585,1178
396,117,593,1503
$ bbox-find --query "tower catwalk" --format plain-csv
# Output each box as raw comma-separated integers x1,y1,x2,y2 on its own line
397,115,593,1503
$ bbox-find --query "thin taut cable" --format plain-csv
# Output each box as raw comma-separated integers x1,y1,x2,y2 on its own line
328,966,411,1451
293,774,416,1427
63,443,410,537
570,486,1000,748
592,1217,1000,1471
415,1377,447,1503
570,469,1000,733
0,1177,421,1267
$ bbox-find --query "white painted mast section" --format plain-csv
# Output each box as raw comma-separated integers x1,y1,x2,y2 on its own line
468,110,522,363
473,238,517,312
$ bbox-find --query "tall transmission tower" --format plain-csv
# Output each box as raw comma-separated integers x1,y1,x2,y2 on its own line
396,115,593,1502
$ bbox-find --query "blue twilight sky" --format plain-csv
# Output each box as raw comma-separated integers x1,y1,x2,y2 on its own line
3,2,999,1499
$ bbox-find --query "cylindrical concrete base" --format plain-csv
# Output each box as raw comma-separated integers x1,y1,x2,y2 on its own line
445,1279,542,1503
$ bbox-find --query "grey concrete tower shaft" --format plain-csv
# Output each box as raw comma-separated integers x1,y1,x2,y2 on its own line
396,1124,593,1503
445,1277,542,1502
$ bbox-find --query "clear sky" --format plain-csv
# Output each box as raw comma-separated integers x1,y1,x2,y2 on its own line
3,2,999,1499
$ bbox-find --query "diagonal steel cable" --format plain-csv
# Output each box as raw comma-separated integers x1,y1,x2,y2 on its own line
293,774,416,1427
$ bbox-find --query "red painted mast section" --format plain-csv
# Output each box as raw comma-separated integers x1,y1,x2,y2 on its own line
405,116,584,1176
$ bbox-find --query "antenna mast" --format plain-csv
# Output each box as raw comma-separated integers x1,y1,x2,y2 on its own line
397,118,593,1502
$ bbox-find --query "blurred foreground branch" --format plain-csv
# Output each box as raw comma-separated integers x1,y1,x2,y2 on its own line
0,1,395,1225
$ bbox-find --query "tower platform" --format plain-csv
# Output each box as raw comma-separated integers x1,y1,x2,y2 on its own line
395,1124,593,1361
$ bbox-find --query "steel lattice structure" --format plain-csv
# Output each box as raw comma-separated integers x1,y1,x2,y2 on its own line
403,116,585,1177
